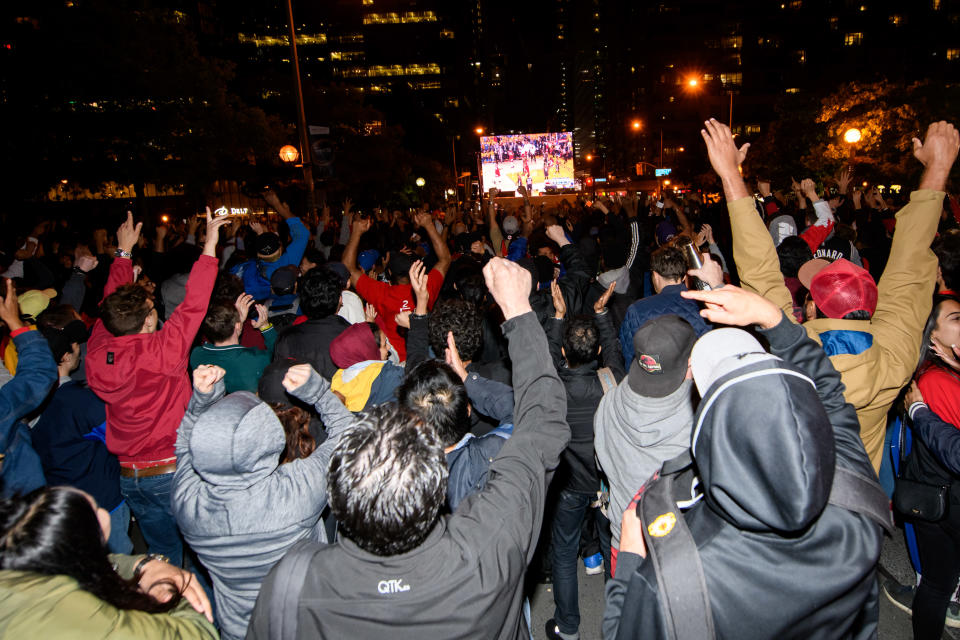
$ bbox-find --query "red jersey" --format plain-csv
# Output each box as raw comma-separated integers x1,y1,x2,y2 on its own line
918,365,960,429
355,270,444,361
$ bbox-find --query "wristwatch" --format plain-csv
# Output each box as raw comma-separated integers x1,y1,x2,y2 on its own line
133,553,170,582
114,249,133,259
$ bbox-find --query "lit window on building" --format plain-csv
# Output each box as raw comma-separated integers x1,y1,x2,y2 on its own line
362,11,437,24
948,48,960,60
789,0,802,8
440,30,455,39
745,124,761,135
785,87,800,93
410,81,441,90
844,32,863,46
364,120,383,135
363,0,373,4
719,72,742,86
933,0,942,9
859,4,867,12
723,36,742,49
796,49,806,63
889,14,903,25
829,16,839,30
238,33,326,46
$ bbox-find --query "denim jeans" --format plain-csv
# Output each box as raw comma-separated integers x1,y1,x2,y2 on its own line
550,489,594,635
119,472,183,567
106,500,134,555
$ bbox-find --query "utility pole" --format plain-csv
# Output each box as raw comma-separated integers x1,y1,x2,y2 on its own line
285,0,315,218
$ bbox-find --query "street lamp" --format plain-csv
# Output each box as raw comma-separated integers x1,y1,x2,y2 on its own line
844,128,862,144
631,119,642,131
585,154,593,162
687,77,699,88
416,177,426,187
474,126,485,136
279,145,299,164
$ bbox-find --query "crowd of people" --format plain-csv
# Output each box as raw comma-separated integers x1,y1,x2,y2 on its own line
0,117,959,639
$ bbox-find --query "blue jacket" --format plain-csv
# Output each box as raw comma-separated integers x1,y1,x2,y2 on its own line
32,380,122,510
619,283,710,363
0,330,57,496
909,402,960,476
235,217,309,301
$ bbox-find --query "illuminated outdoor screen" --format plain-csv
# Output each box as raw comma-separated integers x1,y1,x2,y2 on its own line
480,132,575,194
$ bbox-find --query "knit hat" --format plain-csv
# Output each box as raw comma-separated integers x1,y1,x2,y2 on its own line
502,215,519,235
256,232,282,257
690,328,779,397
18,288,57,319
329,323,379,369
627,315,697,397
803,258,877,319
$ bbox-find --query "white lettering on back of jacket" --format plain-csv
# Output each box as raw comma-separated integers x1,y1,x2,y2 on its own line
377,579,411,594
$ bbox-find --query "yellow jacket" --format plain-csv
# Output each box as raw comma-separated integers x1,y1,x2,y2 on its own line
729,190,944,471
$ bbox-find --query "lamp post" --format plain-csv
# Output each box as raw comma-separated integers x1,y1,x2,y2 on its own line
284,0,315,218
844,127,861,161
279,145,300,164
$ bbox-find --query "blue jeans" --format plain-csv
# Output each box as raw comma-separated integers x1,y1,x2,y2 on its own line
119,472,183,567
107,500,134,555
551,490,593,635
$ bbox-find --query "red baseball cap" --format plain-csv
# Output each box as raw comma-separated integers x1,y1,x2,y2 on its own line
807,258,878,319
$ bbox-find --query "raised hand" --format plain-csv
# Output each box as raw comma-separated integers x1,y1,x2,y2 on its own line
913,121,960,168
186,216,201,236
838,166,853,195
444,331,468,381
249,221,265,235
757,180,772,198
483,258,533,321
364,303,378,323
800,178,819,202
343,197,353,216
192,365,226,394
545,223,570,247
281,363,314,393
687,253,725,290
116,211,143,254
413,210,433,231
0,279,22,331
681,285,782,329
137,559,213,623
203,207,232,257
551,278,567,319
408,259,429,310
251,303,269,329
351,217,372,236
394,311,411,329
235,293,254,324
701,118,750,179
593,280,617,314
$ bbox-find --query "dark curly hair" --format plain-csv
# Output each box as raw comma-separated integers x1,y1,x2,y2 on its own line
428,299,482,362
563,315,600,368
299,267,342,319
397,360,470,447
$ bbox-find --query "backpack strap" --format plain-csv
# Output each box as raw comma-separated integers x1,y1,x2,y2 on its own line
268,539,326,640
639,470,716,640
828,466,894,535
597,366,617,394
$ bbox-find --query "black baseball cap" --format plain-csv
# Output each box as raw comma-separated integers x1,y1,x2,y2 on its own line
627,315,696,397
256,232,282,257
270,265,299,295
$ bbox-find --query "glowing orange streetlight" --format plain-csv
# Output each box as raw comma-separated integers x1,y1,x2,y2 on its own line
678,146,685,153
585,154,593,162
631,119,642,131
279,145,299,163
688,77,699,88
474,126,485,136
843,128,862,144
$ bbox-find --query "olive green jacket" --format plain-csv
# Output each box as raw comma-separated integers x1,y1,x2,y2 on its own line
0,554,218,639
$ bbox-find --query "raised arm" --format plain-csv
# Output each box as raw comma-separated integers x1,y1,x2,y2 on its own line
871,122,959,382
594,283,626,379
414,211,451,277
444,331,516,425
174,367,227,465
701,118,795,319
342,216,372,288
0,282,57,428
451,258,570,557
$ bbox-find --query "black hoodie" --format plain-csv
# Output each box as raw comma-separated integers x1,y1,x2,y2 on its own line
604,314,884,640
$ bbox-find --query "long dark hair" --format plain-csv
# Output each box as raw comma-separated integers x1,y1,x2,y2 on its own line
917,294,960,377
269,403,316,464
0,487,181,613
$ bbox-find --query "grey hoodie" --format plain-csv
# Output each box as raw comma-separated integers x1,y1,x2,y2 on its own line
171,370,354,640
594,378,695,547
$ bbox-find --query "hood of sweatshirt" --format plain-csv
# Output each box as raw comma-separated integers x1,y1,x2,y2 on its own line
189,391,285,488
691,359,835,533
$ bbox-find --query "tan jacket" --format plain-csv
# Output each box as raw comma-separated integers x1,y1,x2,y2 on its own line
729,190,944,471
